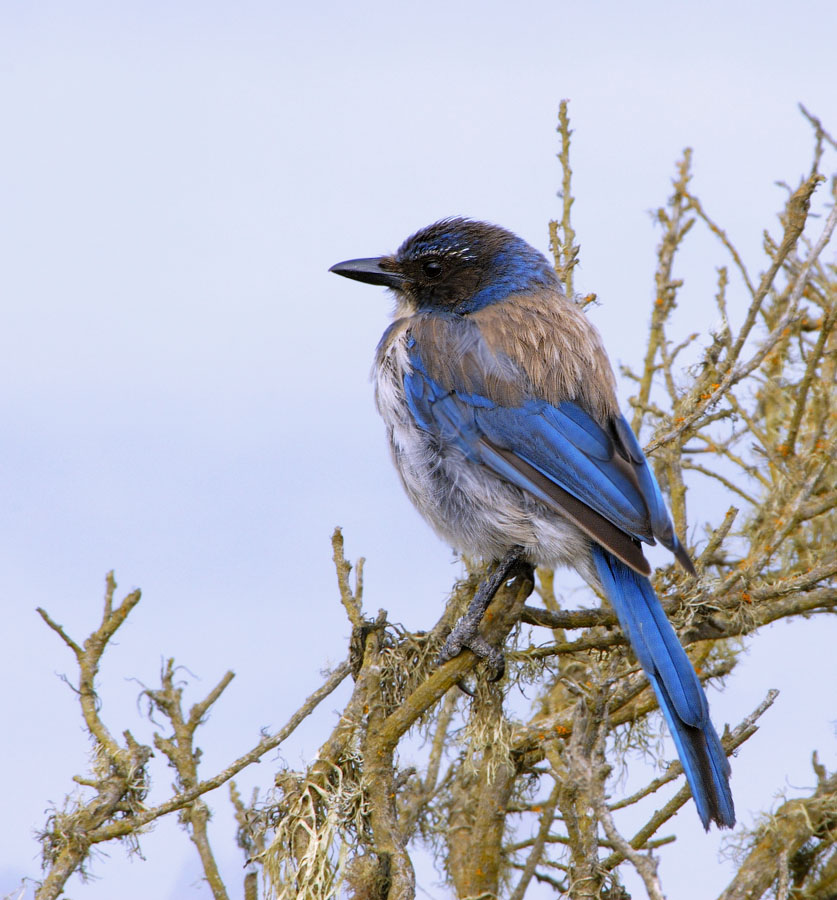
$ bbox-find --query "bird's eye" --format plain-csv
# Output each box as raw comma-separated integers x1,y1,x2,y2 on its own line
421,260,443,279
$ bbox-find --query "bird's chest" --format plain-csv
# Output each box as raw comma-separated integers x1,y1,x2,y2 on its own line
373,328,439,487
370,321,591,565
372,329,494,552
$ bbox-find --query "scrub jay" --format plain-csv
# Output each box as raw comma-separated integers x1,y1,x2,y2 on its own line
330,218,734,829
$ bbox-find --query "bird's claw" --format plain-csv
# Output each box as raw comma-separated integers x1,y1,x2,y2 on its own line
437,623,506,681
436,547,526,682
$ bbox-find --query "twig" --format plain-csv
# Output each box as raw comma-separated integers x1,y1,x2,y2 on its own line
146,660,236,900
332,527,364,629
509,778,562,900
596,797,665,900
88,659,351,843
550,99,579,297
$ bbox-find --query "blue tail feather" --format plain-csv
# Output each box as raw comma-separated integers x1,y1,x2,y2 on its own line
592,545,735,829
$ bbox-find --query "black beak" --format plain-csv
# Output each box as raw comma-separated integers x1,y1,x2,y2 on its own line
329,256,406,289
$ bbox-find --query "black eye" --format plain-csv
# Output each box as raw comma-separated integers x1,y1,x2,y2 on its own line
421,259,443,279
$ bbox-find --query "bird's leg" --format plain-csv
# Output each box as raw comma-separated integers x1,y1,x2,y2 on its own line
438,546,529,680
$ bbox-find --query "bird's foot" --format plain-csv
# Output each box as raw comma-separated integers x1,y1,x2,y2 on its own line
436,546,526,682
438,618,506,681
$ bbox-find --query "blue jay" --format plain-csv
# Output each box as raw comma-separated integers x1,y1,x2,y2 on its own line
330,218,734,830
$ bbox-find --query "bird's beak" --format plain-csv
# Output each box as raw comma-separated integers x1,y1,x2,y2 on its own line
329,256,406,289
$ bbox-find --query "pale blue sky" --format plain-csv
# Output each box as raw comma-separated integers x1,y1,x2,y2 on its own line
2,2,836,898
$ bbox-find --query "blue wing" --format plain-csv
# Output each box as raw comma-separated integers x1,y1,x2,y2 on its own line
404,342,692,575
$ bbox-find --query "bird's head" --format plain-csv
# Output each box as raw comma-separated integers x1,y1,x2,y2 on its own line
330,218,558,315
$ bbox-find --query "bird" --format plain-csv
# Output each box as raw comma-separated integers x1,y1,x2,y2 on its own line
329,217,735,830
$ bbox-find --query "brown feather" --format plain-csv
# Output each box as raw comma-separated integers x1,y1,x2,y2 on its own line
410,315,528,406
472,289,619,419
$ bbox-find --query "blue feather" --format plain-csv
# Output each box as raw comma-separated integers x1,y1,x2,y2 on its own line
404,349,656,545
480,403,650,529
592,546,734,829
